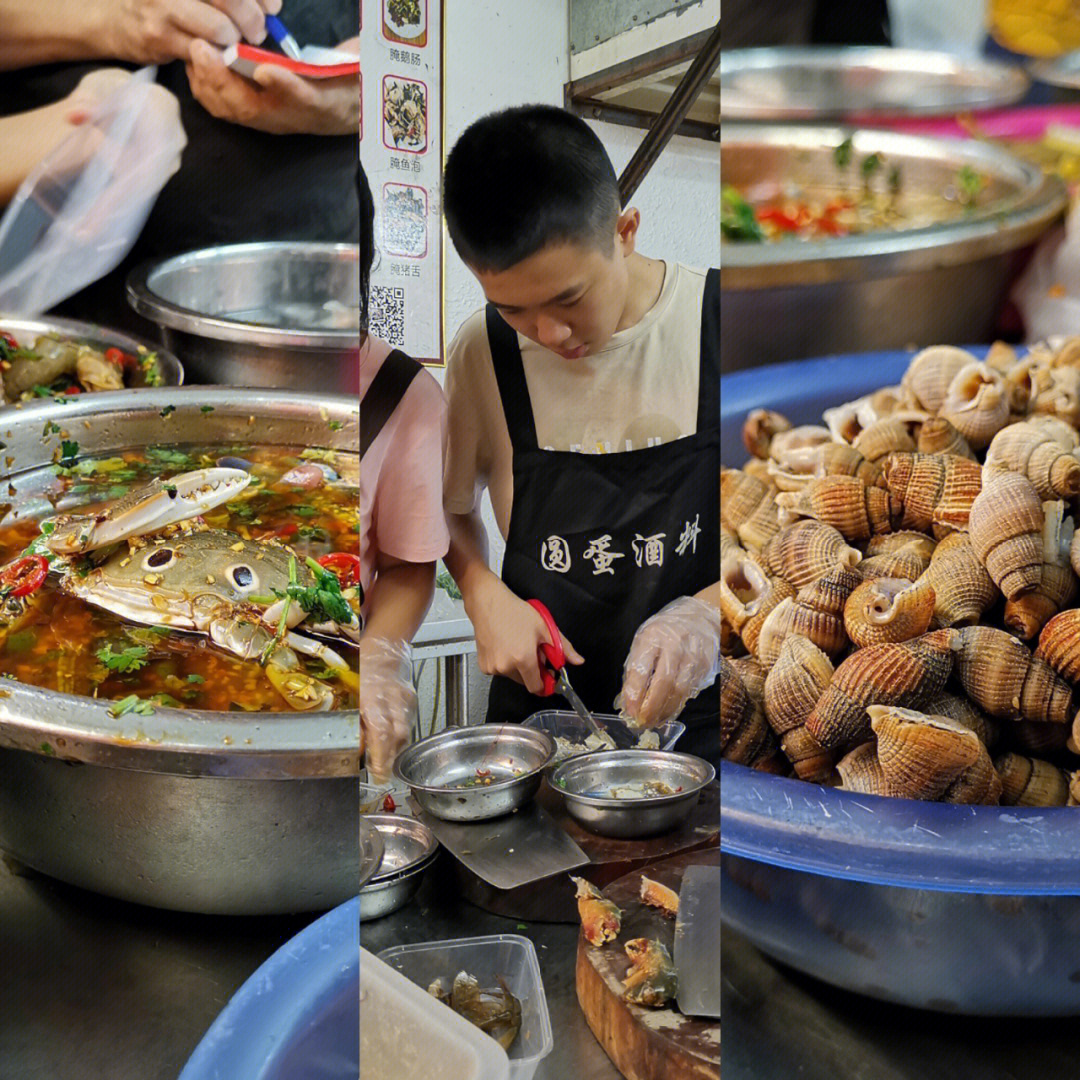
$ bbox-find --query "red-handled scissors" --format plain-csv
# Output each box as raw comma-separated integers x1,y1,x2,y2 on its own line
528,599,603,736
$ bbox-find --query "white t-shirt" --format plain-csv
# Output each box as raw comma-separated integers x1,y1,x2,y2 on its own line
443,262,707,539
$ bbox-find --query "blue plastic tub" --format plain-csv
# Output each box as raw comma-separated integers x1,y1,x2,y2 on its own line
722,349,1080,1016
179,899,359,1080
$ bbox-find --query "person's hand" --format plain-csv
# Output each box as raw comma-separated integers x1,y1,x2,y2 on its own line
186,39,359,135
106,0,280,65
465,576,583,696
359,636,417,785
616,596,722,728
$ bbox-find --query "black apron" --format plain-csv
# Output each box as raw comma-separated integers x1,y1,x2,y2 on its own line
0,0,360,331
485,269,720,765
357,347,423,629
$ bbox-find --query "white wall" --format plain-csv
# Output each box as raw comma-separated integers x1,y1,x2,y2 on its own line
431,0,717,725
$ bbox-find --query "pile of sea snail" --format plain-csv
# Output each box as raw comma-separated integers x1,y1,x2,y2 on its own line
720,339,1080,807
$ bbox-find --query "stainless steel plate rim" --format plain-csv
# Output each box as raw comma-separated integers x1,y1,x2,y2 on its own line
359,819,387,891
721,46,1029,119
0,313,183,388
721,124,1068,287
551,750,715,809
392,725,557,793
0,386,360,779
126,241,359,348
363,812,439,884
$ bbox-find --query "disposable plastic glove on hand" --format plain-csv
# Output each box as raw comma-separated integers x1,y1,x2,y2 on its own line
359,636,417,785
615,596,722,729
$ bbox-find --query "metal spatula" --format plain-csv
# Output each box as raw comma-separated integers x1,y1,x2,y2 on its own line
673,864,721,1018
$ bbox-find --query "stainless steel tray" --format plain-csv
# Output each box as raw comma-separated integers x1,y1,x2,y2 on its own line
721,46,1029,120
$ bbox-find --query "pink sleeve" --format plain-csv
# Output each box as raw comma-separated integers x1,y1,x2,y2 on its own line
372,369,451,564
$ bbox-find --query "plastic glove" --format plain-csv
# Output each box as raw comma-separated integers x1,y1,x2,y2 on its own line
359,636,417,785
615,596,722,728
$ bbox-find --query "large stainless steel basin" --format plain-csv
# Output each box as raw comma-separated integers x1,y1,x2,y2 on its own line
721,125,1068,372
0,387,366,914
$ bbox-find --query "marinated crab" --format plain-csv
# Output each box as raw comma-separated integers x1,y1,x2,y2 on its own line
427,972,522,1051
0,468,359,711
571,875,622,946
622,938,678,1008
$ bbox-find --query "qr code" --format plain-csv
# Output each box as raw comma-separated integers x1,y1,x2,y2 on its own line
370,284,406,347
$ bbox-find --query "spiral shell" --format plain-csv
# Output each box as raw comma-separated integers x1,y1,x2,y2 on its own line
720,656,779,768
729,654,766,711
917,532,998,627
756,596,795,671
868,705,983,801
902,345,974,414
761,520,862,591
836,742,888,796
968,471,1044,600
921,690,1000,750
852,417,917,463
942,740,1002,805
742,458,772,484
768,442,884,492
805,628,959,751
1031,365,1080,428
787,562,862,658
720,552,798,658
721,467,781,553
995,752,1070,807
1036,606,1080,688
743,409,791,460
720,524,743,563
882,451,982,536
763,635,836,783
985,339,1019,374
984,421,1080,499
940,362,1010,451
1010,719,1071,757
768,425,832,462
844,576,936,648
776,476,900,540
1002,500,1077,639
1051,336,1080,369
956,625,1074,724
859,532,936,582
917,416,975,460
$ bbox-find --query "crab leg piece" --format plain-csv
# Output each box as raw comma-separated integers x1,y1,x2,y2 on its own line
285,631,359,691
45,468,251,555
206,614,337,711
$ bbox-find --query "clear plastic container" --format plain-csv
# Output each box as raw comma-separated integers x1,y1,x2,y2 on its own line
361,947,510,1080
377,934,554,1080
722,351,1080,1016
524,710,685,775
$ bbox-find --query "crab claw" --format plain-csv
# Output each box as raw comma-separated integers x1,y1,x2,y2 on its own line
45,468,251,554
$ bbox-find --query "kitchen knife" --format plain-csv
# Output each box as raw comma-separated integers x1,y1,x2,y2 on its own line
673,863,721,1018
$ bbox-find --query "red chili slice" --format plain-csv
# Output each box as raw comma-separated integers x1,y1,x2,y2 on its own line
0,555,48,598
317,552,361,587
382,794,396,813
63,385,82,395
0,332,19,352
104,347,134,370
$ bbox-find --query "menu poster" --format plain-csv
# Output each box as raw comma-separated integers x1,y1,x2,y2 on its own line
360,0,442,366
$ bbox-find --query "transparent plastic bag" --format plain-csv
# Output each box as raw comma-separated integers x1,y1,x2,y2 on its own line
1012,211,1079,342
0,67,186,315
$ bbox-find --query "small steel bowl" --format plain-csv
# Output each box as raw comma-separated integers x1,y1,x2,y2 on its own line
550,751,716,839
392,725,556,822
358,818,386,893
359,814,439,922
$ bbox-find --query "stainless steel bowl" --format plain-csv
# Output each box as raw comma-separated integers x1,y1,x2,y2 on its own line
359,813,439,922
0,387,362,915
550,751,715,839
721,47,1029,121
126,243,359,391
358,818,386,892
0,314,182,391
392,725,556,822
721,125,1068,372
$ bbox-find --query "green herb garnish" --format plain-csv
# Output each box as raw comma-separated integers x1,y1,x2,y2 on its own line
328,420,343,431
720,185,764,242
272,556,352,625
59,440,79,467
200,405,214,414
834,135,854,170
292,505,319,517
956,164,985,206
96,644,149,673
108,694,155,718
186,673,205,684
160,405,176,418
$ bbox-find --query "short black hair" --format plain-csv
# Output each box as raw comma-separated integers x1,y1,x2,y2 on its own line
443,105,620,273
357,159,375,335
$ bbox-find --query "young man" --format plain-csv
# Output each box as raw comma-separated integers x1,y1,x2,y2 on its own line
441,105,720,762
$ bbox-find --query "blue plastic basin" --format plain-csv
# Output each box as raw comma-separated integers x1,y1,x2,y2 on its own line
722,349,1080,1015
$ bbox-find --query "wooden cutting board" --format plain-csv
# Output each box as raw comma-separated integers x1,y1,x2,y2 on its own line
575,849,720,1080
453,780,718,921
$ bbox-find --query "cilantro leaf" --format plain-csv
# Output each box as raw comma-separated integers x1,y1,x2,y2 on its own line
108,694,155,718
272,558,352,625
59,440,79,467
96,644,149,673
186,673,205,684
